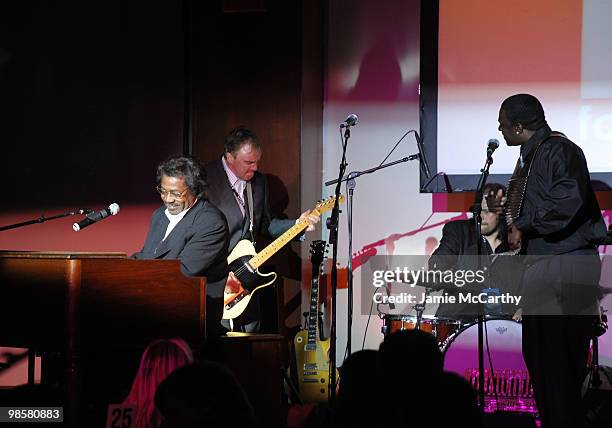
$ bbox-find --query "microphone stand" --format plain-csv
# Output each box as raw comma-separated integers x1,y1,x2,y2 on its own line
473,149,494,413
0,208,92,232
326,125,351,404
325,153,422,366
413,288,432,329
345,171,356,359
325,154,421,187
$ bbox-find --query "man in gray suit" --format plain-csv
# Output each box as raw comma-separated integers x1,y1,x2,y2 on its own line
204,127,319,332
133,155,229,338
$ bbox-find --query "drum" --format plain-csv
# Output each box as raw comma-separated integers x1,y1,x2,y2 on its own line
381,315,462,346
442,318,536,413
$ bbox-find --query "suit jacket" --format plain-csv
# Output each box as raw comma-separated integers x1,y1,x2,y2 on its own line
429,220,478,271
204,158,295,252
132,199,229,297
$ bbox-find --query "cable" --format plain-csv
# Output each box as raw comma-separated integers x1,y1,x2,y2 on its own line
421,171,454,192
344,176,354,362
339,129,419,358
362,296,376,350
339,126,347,152
421,171,444,191
376,129,415,169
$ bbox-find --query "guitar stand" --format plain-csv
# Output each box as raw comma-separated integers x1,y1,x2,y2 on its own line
587,313,610,389
282,366,303,405
583,331,612,428
589,337,603,388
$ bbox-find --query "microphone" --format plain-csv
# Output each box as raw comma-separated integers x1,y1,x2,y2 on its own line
415,131,431,179
73,203,120,232
340,113,358,128
487,138,500,157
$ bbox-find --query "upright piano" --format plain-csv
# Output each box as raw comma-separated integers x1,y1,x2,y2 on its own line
0,251,206,426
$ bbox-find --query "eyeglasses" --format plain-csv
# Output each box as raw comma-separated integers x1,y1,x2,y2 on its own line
156,186,188,200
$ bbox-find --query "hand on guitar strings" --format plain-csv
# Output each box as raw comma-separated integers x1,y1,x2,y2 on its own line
224,272,242,294
298,209,321,232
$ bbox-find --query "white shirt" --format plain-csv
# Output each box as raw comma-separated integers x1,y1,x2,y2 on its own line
163,202,194,241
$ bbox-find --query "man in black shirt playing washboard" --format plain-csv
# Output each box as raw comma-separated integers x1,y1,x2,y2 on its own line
499,93,607,428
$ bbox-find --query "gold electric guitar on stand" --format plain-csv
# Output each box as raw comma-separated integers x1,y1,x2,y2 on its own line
292,240,338,403
223,195,345,322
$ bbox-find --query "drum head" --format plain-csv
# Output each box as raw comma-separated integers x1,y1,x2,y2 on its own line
381,314,437,323
443,319,526,375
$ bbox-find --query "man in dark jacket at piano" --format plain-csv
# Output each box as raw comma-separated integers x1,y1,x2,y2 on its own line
132,155,229,338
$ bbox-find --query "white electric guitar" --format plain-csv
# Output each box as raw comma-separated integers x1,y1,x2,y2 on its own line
223,195,345,321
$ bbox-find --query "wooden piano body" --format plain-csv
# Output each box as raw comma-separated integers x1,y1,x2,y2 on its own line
0,251,206,426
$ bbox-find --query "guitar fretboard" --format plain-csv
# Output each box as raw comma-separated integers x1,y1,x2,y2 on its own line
249,218,312,269
306,275,320,349
247,194,343,269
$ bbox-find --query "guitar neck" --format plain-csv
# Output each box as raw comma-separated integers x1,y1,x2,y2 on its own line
249,217,312,269
306,276,319,349
248,195,342,269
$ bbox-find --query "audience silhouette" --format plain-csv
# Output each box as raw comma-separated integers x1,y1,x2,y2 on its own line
155,361,256,428
335,349,380,427
377,329,482,427
122,338,194,428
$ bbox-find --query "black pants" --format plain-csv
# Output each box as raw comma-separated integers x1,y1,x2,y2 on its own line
521,250,600,428
522,315,593,428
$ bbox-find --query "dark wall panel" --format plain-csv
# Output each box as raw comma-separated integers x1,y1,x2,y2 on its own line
0,1,185,252
191,0,303,220
0,1,184,211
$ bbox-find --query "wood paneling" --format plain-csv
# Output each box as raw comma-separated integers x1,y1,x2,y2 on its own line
191,0,304,219
0,1,184,210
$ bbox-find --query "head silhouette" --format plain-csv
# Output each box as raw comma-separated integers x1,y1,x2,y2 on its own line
155,361,255,428
123,338,194,428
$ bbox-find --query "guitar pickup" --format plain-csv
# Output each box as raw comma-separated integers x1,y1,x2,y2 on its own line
304,364,317,370
225,289,248,309
303,378,320,383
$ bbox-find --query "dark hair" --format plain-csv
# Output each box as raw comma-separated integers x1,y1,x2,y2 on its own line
155,362,255,427
122,338,194,428
157,155,207,199
500,93,547,130
379,330,443,383
223,127,261,156
337,350,380,427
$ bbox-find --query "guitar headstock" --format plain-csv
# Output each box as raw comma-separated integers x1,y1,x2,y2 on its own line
309,240,328,269
352,246,377,270
313,195,346,215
